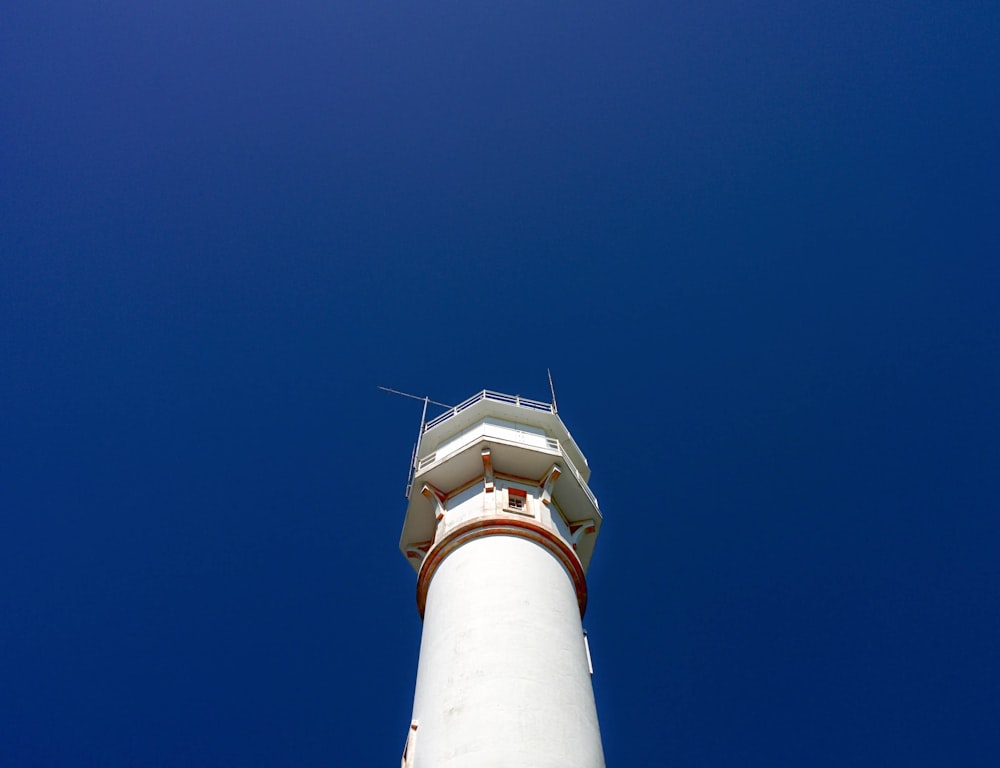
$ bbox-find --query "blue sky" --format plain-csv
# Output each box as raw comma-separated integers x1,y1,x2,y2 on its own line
2,1,998,765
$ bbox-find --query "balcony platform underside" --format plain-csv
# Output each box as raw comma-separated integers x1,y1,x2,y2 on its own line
401,434,601,573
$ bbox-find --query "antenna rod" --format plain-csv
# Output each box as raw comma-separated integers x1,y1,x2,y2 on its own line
547,369,558,414
378,386,452,409
418,396,430,438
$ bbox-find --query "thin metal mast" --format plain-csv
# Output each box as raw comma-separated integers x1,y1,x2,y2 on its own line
378,386,451,496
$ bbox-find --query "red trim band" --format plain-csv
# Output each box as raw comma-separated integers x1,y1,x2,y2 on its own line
415,517,588,618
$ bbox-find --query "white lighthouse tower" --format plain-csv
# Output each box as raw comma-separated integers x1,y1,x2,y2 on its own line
398,389,605,768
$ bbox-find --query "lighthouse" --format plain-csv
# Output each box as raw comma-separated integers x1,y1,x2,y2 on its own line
398,389,605,768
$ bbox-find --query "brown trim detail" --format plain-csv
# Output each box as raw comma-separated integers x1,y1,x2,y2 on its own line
493,469,548,485
431,455,556,501
440,470,546,501
416,517,588,619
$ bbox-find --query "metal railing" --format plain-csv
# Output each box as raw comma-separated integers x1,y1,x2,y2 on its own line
563,449,601,511
416,452,437,471
422,389,554,433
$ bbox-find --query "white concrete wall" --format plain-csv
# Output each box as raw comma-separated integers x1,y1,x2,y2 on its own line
548,501,571,541
438,484,551,538
430,420,554,467
442,483,487,530
409,534,605,768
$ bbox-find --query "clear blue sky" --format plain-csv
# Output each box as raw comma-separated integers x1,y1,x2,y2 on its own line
2,1,998,765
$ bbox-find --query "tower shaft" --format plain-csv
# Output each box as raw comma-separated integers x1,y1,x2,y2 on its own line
412,534,602,767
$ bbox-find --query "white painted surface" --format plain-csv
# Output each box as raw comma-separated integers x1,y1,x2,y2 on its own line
409,534,605,768
442,483,486,529
427,419,556,470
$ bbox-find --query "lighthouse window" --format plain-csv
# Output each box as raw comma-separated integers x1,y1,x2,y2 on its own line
506,487,528,514
401,721,417,768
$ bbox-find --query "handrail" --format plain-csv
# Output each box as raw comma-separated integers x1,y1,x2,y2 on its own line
560,447,601,511
423,389,555,433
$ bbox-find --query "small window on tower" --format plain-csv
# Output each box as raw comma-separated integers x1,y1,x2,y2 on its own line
505,487,529,514
401,721,417,768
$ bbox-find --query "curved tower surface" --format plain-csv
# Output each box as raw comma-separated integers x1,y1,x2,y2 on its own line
398,390,605,768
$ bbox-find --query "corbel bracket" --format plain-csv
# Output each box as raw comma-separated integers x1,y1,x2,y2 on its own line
481,448,495,492
539,463,562,506
421,483,447,523
568,519,597,550
404,540,433,562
